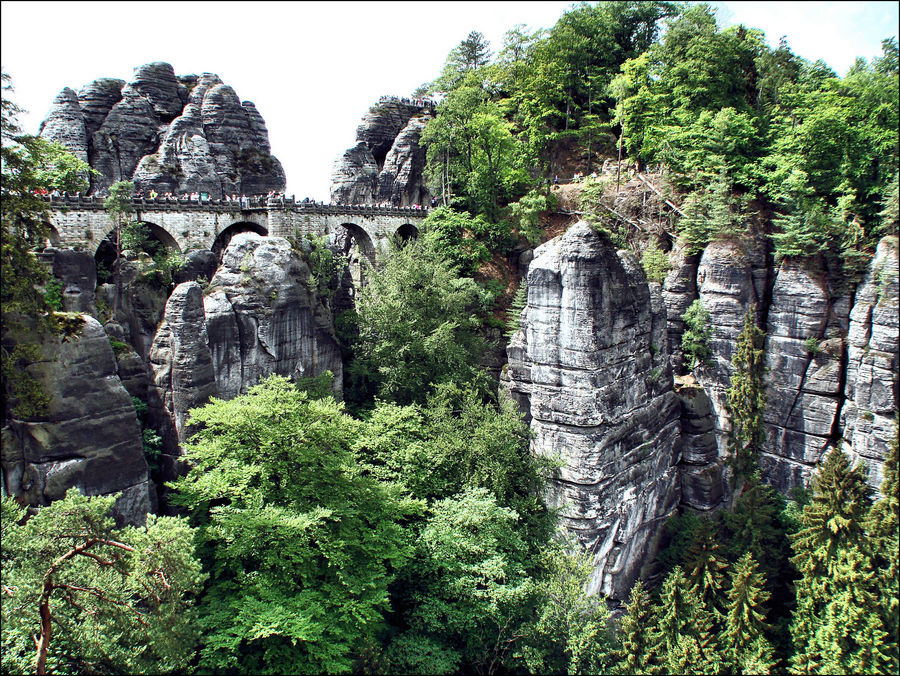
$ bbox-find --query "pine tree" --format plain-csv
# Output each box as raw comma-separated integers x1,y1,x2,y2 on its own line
789,447,890,674
684,517,729,615
654,566,723,674
726,305,767,487
617,580,656,675
865,427,900,672
722,552,776,674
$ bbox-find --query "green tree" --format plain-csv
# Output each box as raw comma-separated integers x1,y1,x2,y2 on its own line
1,490,203,675
683,517,729,614
864,429,900,672
435,30,493,92
103,180,134,313
515,545,615,675
721,552,776,674
726,305,767,486
681,298,713,370
170,375,416,674
385,487,534,675
616,580,656,674
789,448,893,674
653,565,723,675
1,72,94,418
348,236,490,406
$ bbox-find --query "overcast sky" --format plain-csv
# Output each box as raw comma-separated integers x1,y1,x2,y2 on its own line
2,1,897,200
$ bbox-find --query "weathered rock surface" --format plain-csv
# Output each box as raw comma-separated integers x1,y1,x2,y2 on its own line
695,239,769,465
38,62,285,197
503,221,680,599
174,248,218,285
841,237,899,491
148,282,217,453
1,315,152,525
331,99,432,206
38,88,89,164
662,244,700,375
677,384,724,511
761,257,848,490
48,248,97,314
204,233,343,399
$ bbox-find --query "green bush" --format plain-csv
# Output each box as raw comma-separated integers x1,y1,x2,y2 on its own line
682,299,714,369
641,242,671,283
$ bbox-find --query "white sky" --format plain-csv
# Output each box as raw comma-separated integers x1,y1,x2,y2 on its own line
2,1,897,200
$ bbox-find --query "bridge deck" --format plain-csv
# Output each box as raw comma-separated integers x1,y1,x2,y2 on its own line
42,194,430,217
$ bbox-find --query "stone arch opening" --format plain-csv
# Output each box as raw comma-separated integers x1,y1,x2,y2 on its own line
94,220,181,284
333,222,376,313
395,223,419,244
212,221,268,260
30,222,61,250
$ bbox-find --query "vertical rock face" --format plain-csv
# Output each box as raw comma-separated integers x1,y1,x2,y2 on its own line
331,99,432,206
504,222,680,600
842,237,899,491
695,239,768,463
203,233,343,400
662,244,701,375
1,316,152,525
148,282,217,450
37,88,89,164
49,248,97,314
677,384,724,511
38,62,285,197
761,257,848,489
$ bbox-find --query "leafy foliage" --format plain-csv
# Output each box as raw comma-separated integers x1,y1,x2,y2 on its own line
170,376,417,674
348,236,490,406
1,490,204,675
681,298,713,370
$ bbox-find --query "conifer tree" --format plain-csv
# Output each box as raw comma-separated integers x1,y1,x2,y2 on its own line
616,580,656,675
654,566,723,675
865,428,900,672
726,305,767,486
683,517,729,615
722,552,776,674
789,447,893,674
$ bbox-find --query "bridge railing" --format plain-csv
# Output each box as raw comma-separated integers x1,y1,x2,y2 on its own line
40,194,430,217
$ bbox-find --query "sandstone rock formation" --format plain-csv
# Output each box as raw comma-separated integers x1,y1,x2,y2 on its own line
48,248,97,314
1,316,152,525
761,257,848,489
841,237,899,491
503,221,680,599
39,62,285,197
331,99,431,206
203,233,343,400
148,282,217,454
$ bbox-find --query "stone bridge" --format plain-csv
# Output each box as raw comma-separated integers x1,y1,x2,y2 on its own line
43,195,429,259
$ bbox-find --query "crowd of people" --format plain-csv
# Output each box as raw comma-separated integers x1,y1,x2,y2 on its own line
379,94,436,109
37,187,429,210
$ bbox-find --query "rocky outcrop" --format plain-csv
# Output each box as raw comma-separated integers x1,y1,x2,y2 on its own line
39,62,285,197
38,88,88,165
148,282,217,453
1,316,152,525
677,383,724,511
331,99,431,206
49,248,97,314
204,233,343,400
760,257,848,490
662,244,701,375
841,237,899,491
694,239,769,465
174,249,218,285
503,221,680,600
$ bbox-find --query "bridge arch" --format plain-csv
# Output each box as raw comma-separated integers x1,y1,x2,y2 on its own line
212,221,269,259
395,223,419,243
91,220,181,257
